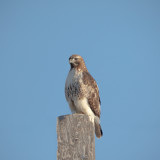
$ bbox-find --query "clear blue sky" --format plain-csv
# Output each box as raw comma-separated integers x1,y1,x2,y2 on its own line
0,0,160,160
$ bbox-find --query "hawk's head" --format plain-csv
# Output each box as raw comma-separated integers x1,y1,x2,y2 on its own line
69,54,87,71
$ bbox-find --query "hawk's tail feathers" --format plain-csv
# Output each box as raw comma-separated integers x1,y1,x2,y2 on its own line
95,122,103,138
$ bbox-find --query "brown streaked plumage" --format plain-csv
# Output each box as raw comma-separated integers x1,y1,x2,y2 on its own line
65,54,103,138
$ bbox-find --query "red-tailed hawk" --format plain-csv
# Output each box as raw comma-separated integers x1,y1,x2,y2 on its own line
65,54,103,138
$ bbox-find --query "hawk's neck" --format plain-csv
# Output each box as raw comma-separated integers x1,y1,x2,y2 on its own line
70,64,88,72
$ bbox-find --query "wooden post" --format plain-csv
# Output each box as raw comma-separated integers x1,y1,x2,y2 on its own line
57,114,95,160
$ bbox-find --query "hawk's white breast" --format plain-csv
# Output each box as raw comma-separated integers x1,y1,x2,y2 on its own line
65,69,76,87
66,69,83,86
65,68,83,100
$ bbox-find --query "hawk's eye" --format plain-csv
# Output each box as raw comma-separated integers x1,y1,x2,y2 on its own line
75,58,78,60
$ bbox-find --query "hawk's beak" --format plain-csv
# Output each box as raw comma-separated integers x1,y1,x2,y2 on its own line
69,58,74,64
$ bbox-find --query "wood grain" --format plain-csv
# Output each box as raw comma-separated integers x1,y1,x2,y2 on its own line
57,114,95,160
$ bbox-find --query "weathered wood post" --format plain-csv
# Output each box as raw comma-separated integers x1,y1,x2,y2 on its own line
57,114,95,160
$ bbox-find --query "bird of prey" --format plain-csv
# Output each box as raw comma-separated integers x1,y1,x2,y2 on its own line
65,54,103,138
